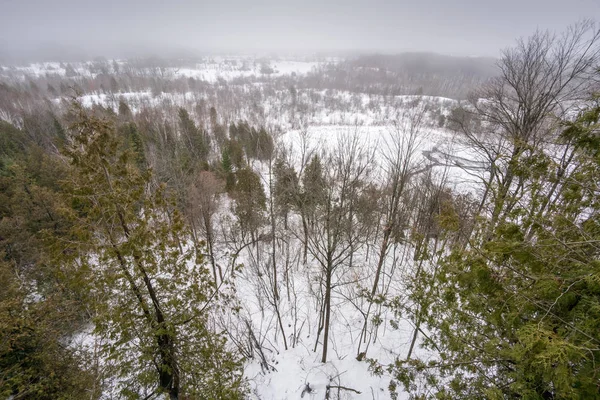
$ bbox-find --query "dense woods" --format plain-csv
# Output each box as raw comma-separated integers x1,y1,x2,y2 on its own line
1,21,600,400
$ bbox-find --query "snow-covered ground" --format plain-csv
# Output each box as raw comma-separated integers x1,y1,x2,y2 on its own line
0,58,323,82
2,56,486,399
280,123,482,193
65,83,482,399
0,61,104,79
173,60,321,82
234,115,480,400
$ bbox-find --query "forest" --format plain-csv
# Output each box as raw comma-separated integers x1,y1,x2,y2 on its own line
1,20,600,400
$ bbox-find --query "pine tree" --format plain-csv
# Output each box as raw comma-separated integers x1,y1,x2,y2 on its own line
178,107,210,164
119,122,147,170
297,154,327,261
220,146,236,192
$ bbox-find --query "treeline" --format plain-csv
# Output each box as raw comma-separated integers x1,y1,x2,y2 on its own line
1,56,463,135
302,52,497,99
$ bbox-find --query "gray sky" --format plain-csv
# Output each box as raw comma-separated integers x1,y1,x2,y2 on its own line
1,0,599,59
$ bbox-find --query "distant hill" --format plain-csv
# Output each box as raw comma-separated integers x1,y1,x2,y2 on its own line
301,52,499,99
352,52,497,80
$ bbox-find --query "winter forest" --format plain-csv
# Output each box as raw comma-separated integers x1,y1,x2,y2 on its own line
1,10,600,400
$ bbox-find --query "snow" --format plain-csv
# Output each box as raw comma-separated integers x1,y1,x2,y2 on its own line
60,81,483,400
51,68,483,398
0,58,321,83
1,56,488,399
231,214,438,399
0,61,100,79
280,123,482,193
246,346,393,399
173,60,320,82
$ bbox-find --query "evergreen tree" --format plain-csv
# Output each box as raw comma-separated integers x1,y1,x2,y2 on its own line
118,99,133,120
0,122,97,399
62,104,246,399
255,127,274,161
119,122,147,170
297,154,327,261
273,157,299,227
229,122,239,140
385,92,600,400
301,154,327,219
178,107,210,164
232,167,266,239
220,146,236,192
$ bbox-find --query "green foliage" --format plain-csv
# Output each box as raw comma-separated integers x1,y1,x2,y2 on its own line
0,121,28,174
118,99,133,119
62,103,246,399
387,99,600,399
254,127,274,161
178,107,210,163
300,154,327,219
224,139,245,170
119,121,147,170
220,146,236,192
0,261,97,399
0,120,97,399
229,121,274,161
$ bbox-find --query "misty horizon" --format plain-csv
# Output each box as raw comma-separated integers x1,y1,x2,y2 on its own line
1,0,599,62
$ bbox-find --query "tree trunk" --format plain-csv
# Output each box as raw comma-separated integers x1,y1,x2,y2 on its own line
301,212,309,265
321,261,332,363
358,224,391,355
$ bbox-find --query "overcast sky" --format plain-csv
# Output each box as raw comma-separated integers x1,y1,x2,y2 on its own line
1,0,599,59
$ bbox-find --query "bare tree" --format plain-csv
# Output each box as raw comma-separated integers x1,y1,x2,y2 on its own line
456,21,600,233
306,131,373,363
357,98,430,355
185,171,224,283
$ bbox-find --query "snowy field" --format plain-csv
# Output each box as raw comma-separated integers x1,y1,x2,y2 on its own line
235,240,437,400
0,58,323,82
173,60,321,82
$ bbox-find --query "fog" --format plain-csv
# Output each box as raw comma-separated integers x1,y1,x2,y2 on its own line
1,0,599,61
